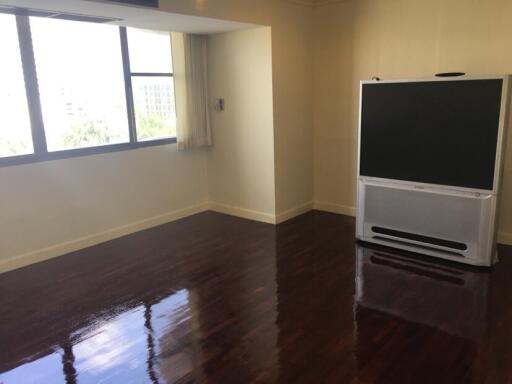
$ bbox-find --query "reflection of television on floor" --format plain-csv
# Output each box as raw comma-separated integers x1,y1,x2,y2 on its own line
356,76,510,266
354,246,491,380
355,245,491,339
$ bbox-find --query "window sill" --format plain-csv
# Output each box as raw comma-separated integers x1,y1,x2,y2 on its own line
0,137,177,167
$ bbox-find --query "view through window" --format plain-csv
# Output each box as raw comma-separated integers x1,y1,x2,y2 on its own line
31,17,130,151
0,12,177,162
0,14,34,157
127,28,177,141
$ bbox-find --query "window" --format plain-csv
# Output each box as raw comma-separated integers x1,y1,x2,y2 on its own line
31,17,130,151
0,11,176,166
127,28,177,141
0,14,34,158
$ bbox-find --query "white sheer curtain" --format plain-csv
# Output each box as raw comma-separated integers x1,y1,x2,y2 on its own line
171,32,212,151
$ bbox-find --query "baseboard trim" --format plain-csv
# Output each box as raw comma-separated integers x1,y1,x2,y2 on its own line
1,200,359,274
208,201,316,225
498,232,512,246
275,202,314,224
314,201,356,217
0,202,210,274
208,202,276,224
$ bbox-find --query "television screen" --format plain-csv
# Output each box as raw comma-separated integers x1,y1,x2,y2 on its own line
359,79,503,190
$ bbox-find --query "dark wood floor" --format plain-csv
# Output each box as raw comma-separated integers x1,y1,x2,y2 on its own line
1,211,512,383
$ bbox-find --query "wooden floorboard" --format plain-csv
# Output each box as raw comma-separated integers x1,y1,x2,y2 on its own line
0,210,511,383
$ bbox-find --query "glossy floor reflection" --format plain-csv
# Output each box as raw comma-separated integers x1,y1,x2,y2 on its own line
0,211,511,383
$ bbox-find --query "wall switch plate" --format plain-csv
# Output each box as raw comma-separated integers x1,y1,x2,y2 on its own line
214,98,225,112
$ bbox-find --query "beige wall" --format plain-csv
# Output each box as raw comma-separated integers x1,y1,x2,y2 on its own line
313,0,512,241
1,0,315,272
313,1,356,215
160,0,314,216
271,5,314,216
8,0,512,272
207,27,276,220
0,146,208,271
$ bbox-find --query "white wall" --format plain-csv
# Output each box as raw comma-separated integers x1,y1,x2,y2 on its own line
207,27,276,222
0,0,317,273
159,0,315,218
7,0,512,274
0,22,281,273
0,145,208,272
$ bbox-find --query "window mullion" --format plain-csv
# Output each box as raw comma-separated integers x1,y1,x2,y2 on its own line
16,15,47,155
119,27,137,144
130,73,173,77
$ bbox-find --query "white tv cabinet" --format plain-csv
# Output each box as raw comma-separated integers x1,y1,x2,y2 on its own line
356,75,510,266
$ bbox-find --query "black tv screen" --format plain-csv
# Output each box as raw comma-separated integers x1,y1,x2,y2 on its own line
359,79,503,190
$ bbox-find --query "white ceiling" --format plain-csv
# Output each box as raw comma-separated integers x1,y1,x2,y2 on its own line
0,0,255,33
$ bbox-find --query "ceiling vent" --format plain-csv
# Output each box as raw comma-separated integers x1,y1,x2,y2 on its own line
106,0,159,7
0,5,122,23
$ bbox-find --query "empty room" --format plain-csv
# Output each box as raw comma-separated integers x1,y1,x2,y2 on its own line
1,0,512,383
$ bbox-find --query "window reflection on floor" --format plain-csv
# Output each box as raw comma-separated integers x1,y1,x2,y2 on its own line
73,306,148,383
0,290,193,384
151,289,196,383
0,351,65,384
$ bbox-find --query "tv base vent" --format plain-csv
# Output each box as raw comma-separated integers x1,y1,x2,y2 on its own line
372,236,465,258
356,181,498,266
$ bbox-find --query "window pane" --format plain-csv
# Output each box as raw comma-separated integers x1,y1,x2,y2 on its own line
0,14,34,158
127,28,172,73
132,76,176,141
31,17,129,152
